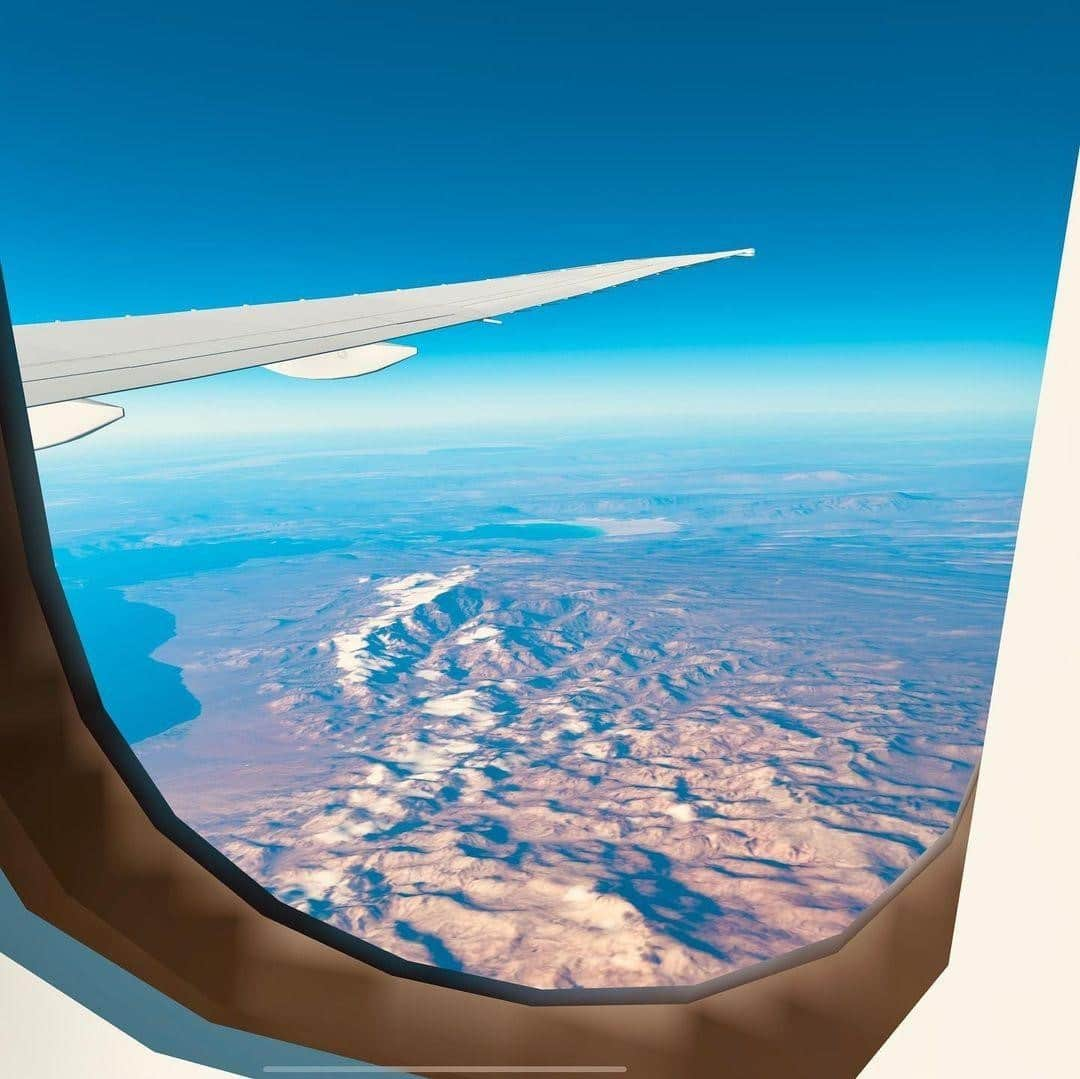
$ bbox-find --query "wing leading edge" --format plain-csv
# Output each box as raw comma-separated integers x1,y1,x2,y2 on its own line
15,248,753,444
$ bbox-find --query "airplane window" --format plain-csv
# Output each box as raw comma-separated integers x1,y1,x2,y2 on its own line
34,376,1029,992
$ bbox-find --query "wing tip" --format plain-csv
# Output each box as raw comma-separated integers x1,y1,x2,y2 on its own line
643,248,755,271
691,247,755,262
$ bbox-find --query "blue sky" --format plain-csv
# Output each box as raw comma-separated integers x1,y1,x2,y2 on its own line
2,2,1076,442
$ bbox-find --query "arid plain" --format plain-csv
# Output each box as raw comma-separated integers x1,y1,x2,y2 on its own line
42,429,1020,988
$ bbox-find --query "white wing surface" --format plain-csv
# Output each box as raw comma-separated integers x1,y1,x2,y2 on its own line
15,248,753,444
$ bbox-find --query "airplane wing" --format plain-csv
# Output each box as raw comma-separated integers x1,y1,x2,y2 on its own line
15,248,753,448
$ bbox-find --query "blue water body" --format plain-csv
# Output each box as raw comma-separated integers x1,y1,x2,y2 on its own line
64,584,200,744
444,522,604,542
54,536,346,588
55,535,347,743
